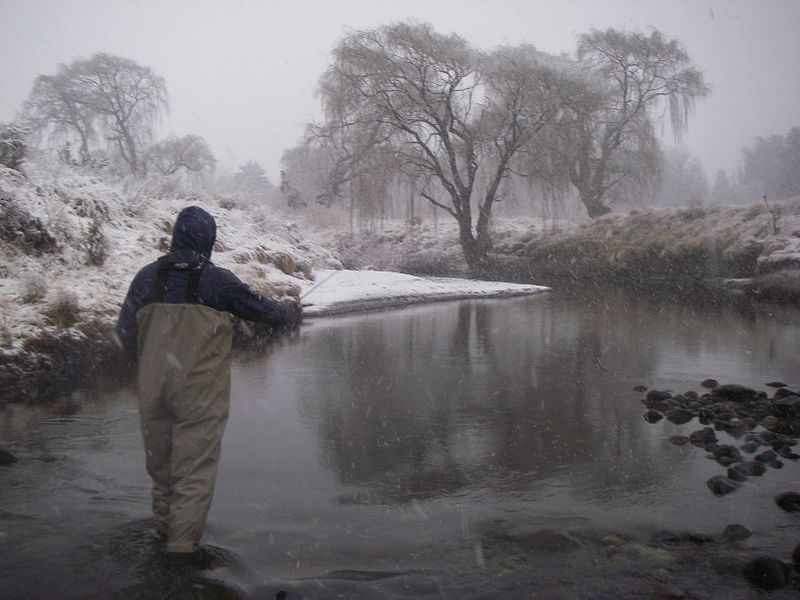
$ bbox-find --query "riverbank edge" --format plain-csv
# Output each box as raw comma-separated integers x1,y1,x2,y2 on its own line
0,281,548,406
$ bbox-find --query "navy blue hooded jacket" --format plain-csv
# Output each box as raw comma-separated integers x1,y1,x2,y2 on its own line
115,206,293,358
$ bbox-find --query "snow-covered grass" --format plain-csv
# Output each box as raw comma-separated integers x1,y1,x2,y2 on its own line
0,157,546,359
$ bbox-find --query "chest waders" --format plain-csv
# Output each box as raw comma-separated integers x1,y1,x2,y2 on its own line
136,259,233,553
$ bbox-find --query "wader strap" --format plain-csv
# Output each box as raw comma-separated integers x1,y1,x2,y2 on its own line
186,268,201,304
149,256,205,304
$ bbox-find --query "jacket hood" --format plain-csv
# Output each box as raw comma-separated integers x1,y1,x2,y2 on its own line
169,206,217,259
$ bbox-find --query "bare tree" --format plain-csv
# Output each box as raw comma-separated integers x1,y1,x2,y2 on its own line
70,53,168,174
317,22,576,272
24,66,96,162
145,134,215,176
567,28,709,217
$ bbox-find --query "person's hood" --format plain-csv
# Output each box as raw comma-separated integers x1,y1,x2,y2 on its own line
169,206,217,260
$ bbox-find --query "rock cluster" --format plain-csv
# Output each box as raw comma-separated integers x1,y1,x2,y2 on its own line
641,381,800,590
640,382,800,498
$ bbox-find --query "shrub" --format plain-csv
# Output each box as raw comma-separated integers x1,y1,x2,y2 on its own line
45,290,81,329
0,122,27,171
20,273,48,303
81,217,109,266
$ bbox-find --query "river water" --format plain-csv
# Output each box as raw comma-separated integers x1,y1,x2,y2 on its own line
2,289,799,599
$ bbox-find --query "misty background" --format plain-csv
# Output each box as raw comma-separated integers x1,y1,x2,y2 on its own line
2,0,799,185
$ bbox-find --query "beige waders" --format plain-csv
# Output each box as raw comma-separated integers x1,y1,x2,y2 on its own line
136,303,234,553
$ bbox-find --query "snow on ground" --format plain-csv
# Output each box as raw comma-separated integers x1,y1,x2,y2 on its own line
0,158,547,354
298,269,548,317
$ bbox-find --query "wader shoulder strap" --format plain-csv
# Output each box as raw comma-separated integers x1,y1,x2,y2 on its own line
149,256,205,304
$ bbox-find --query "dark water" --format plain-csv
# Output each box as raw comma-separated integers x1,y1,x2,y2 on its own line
2,290,799,599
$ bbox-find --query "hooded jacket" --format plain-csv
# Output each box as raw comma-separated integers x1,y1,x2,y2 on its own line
115,205,291,358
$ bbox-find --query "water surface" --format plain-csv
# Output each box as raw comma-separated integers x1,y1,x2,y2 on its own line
2,290,799,598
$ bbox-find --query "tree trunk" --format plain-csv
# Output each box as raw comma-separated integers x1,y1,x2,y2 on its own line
577,184,611,218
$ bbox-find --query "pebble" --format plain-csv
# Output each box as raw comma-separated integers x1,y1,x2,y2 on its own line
707,475,739,496
0,449,16,466
722,524,751,542
774,491,800,512
669,435,690,446
742,555,790,589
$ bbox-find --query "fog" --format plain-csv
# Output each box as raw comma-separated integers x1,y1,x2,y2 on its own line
2,0,799,181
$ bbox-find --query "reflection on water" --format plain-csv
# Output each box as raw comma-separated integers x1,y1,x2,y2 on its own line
2,290,799,598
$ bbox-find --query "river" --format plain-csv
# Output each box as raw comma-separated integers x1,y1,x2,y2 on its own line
1,289,799,599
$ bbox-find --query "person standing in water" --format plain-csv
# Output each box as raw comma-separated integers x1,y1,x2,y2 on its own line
115,205,301,562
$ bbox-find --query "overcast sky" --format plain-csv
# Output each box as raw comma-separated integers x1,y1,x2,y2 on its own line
2,0,799,183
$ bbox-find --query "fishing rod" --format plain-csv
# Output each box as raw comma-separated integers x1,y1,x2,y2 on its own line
299,270,340,301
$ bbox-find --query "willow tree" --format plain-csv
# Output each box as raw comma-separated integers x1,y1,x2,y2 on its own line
317,21,577,273
566,28,709,217
24,66,96,163
24,53,168,175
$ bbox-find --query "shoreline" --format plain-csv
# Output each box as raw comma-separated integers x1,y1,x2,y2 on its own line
0,271,548,405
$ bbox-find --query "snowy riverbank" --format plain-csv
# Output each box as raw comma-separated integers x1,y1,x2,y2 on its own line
298,269,547,317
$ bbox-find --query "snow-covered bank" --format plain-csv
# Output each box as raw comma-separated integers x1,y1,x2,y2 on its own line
298,269,547,317
0,157,547,404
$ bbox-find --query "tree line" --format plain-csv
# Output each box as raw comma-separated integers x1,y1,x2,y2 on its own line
280,21,709,272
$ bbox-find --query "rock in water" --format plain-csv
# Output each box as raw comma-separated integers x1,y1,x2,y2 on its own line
722,524,751,542
644,410,663,423
774,491,800,512
707,476,739,496
700,379,719,389
765,381,787,388
666,408,694,425
669,435,690,446
742,556,790,589
689,427,717,446
0,449,16,466
792,542,800,567
712,384,757,402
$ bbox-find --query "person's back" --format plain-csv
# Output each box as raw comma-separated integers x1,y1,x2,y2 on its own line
115,205,300,560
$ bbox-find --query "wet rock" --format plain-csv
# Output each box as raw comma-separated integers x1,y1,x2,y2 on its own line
513,529,581,553
742,555,790,589
722,524,751,542
707,475,739,496
700,379,719,389
634,385,648,392
689,427,717,446
653,530,713,545
774,491,800,512
754,449,778,463
647,389,672,402
761,415,779,430
740,441,760,454
713,384,757,402
669,435,690,446
644,410,663,423
777,446,800,460
741,417,757,430
773,396,800,418
774,387,799,399
793,542,800,567
712,445,743,465
727,464,750,482
0,448,16,466
666,408,694,425
652,583,686,598
766,381,787,388
684,390,699,401
746,460,766,476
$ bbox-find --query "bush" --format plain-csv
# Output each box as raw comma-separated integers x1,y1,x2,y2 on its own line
0,122,27,171
45,290,81,329
81,217,108,266
20,273,48,303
